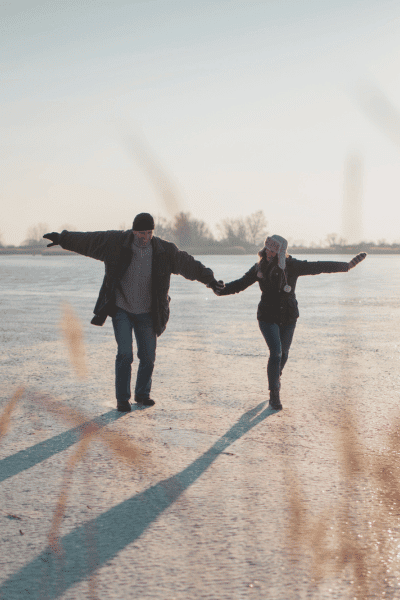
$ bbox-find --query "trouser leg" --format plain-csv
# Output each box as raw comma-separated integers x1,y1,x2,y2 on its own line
279,322,296,374
132,312,157,399
112,309,134,402
258,321,282,391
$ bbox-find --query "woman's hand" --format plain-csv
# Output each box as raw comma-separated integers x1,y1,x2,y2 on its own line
207,279,225,295
348,252,367,269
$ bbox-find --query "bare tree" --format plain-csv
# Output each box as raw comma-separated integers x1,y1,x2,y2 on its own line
189,217,214,247
245,210,268,246
154,215,177,243
169,212,215,247
216,217,247,246
23,222,49,246
173,212,192,246
217,211,267,247
325,233,338,247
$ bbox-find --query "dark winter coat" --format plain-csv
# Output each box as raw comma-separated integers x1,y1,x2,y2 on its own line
59,229,216,336
219,256,349,325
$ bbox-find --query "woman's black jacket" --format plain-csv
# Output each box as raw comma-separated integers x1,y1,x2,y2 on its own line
219,256,349,325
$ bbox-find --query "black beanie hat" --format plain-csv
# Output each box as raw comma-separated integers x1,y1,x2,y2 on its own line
132,213,155,231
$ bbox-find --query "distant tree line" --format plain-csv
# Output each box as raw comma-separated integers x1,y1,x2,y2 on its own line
1,217,400,252
154,210,268,250
3,211,268,251
291,233,400,253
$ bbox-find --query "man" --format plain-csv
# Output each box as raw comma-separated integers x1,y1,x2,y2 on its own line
44,213,224,412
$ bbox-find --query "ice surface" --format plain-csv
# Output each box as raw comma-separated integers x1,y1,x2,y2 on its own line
1,254,400,599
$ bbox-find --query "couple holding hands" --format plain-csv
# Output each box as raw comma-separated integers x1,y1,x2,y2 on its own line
44,213,366,412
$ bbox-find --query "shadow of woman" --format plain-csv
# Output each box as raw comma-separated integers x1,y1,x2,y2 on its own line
0,401,275,599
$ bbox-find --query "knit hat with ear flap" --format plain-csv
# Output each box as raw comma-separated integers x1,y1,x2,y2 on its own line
264,235,288,270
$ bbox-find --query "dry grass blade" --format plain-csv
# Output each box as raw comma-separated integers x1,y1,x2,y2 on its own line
308,513,334,582
0,387,25,443
48,431,94,555
29,392,144,466
118,125,183,217
60,303,87,379
336,414,365,479
284,408,400,598
356,82,400,149
285,465,307,559
286,467,336,583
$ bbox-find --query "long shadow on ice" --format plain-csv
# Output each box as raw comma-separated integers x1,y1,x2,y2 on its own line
0,410,126,483
0,402,275,600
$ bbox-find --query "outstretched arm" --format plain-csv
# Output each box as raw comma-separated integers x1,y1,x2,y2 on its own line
294,252,367,276
44,230,121,261
348,252,367,269
213,265,258,296
43,232,60,247
169,244,224,290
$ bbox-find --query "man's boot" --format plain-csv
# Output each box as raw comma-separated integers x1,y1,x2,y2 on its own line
269,388,282,410
134,395,155,407
117,400,131,412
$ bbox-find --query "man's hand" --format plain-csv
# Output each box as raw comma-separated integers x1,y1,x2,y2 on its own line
348,252,367,269
43,232,60,247
207,279,225,295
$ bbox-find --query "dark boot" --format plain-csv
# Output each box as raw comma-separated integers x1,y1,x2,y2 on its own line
269,389,282,410
117,401,131,412
134,395,155,407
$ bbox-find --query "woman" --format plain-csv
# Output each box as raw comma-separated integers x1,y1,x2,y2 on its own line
215,235,367,410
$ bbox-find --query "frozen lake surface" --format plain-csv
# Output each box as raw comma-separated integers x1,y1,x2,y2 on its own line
1,253,400,599
1,252,399,340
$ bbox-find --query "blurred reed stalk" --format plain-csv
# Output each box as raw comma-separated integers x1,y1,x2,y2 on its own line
0,387,25,444
41,303,144,561
285,409,400,598
60,302,88,379
0,304,147,600
118,124,183,218
343,152,363,245
47,423,98,556
284,249,398,598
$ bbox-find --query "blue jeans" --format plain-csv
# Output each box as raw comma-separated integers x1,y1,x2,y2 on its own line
258,321,296,391
112,309,157,401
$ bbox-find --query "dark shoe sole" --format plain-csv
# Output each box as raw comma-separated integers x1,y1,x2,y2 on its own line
134,397,155,407
269,402,282,410
117,402,132,412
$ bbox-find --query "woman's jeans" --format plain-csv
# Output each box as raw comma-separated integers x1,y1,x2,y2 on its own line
112,308,157,401
258,320,296,391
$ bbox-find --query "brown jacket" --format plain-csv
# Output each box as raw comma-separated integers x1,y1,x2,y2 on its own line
59,229,216,336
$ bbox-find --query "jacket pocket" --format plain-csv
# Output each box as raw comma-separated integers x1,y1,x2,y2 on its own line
286,296,299,320
160,294,171,325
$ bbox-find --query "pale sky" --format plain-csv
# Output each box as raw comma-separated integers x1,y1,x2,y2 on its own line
2,0,400,246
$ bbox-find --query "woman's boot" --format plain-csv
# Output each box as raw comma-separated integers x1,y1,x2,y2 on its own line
269,388,282,410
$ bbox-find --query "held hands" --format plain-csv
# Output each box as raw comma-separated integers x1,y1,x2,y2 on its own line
207,279,225,295
348,252,367,269
43,232,60,247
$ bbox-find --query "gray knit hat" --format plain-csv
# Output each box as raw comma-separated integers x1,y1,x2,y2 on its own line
264,235,288,270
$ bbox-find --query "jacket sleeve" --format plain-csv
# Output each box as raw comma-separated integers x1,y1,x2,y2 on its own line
169,244,215,285
59,230,118,262
294,259,349,276
219,265,258,295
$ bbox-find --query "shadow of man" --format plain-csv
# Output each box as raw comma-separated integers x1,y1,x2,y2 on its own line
0,409,127,483
0,402,275,599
